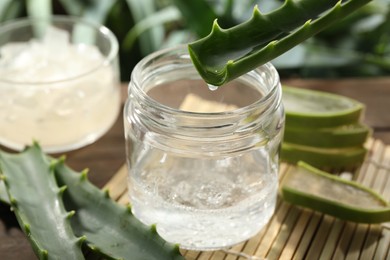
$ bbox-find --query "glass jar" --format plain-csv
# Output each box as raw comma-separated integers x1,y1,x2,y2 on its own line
0,16,120,153
124,46,284,250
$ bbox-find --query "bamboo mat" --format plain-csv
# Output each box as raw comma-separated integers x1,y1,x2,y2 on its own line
104,138,389,260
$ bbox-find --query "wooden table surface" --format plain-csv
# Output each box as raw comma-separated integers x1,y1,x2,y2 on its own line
0,78,389,259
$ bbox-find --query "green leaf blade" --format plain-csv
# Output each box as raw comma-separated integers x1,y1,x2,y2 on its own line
123,6,181,51
54,161,184,260
280,161,390,223
0,145,84,260
188,0,373,86
125,0,164,55
0,0,23,22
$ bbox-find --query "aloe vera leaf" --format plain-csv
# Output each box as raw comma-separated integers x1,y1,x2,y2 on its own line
54,159,184,260
26,0,51,20
0,144,84,260
125,0,164,55
0,0,12,16
282,85,365,128
281,142,367,168
280,161,390,223
123,6,182,51
188,0,373,86
0,0,22,23
284,123,371,148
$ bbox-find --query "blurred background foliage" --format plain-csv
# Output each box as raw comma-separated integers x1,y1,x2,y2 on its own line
0,0,389,81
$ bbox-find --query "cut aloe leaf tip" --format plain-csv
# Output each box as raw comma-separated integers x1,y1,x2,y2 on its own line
188,0,372,86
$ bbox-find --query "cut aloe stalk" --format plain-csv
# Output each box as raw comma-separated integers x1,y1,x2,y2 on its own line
188,0,372,86
280,161,390,223
283,86,364,128
281,142,367,168
284,123,371,148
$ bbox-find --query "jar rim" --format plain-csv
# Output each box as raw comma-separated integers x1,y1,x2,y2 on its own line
130,44,281,118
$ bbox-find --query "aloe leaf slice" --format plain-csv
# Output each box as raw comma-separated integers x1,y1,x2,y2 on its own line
283,86,364,128
54,159,184,260
0,144,85,260
188,0,372,86
284,123,371,148
280,161,390,223
281,142,367,168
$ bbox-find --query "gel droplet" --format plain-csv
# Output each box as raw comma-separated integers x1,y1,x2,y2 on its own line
207,84,218,91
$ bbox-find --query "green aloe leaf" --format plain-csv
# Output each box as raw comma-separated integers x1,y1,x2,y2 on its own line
188,0,373,86
0,0,12,16
26,0,52,39
26,0,51,20
125,0,164,55
280,161,390,223
58,0,115,24
0,0,23,22
79,1,115,25
57,0,83,16
281,142,367,168
282,85,364,128
0,144,84,260
284,123,371,148
0,145,184,259
57,0,116,45
54,160,184,260
123,6,182,51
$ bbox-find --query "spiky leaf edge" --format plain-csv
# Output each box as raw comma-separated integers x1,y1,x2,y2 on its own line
53,156,183,260
188,0,373,86
0,143,84,260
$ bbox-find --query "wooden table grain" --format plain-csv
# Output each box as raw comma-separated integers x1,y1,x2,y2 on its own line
0,78,389,259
